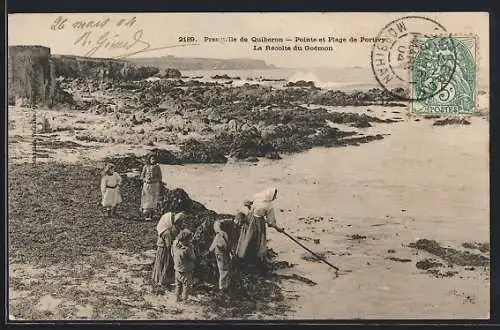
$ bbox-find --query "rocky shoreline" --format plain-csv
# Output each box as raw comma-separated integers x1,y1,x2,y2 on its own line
14,76,410,165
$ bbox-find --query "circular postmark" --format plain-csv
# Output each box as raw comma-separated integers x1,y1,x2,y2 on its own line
371,16,457,100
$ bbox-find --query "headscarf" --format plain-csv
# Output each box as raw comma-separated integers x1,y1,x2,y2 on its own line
174,212,186,225
253,187,278,203
213,220,222,233
103,163,115,175
251,187,278,222
156,212,185,235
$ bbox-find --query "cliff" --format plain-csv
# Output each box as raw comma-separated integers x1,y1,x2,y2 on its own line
8,45,55,106
8,46,183,107
51,55,172,80
128,55,275,70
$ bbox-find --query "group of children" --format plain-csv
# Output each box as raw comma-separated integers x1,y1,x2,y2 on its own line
100,164,281,302
100,155,163,221
151,210,234,302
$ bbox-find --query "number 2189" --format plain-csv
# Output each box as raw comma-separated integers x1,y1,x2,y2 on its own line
178,36,196,42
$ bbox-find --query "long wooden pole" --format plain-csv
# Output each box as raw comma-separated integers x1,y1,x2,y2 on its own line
277,228,340,277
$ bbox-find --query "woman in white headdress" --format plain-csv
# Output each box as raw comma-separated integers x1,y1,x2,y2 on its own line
235,187,284,263
151,211,186,287
100,163,122,217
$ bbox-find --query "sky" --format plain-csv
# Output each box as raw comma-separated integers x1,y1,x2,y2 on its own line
8,12,489,71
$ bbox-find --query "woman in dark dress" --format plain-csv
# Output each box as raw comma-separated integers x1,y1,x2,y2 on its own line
235,188,284,264
151,211,186,287
141,155,163,221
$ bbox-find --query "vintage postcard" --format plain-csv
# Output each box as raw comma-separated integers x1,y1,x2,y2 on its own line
7,12,489,320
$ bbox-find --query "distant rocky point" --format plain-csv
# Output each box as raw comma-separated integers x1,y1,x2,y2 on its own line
128,55,276,70
51,54,181,80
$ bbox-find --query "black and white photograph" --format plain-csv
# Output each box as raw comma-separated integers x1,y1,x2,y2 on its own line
7,12,490,320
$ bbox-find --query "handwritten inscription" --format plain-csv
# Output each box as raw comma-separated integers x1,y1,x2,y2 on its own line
73,30,151,57
49,15,194,58
50,16,135,31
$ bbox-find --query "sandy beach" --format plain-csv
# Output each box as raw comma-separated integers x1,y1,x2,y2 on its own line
7,10,492,322
8,100,490,319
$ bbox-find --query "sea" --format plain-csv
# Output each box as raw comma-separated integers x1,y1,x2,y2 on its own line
181,67,489,92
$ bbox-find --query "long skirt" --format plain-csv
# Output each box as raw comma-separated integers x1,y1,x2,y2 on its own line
102,187,122,207
141,182,161,211
151,246,174,286
215,252,230,290
235,214,267,262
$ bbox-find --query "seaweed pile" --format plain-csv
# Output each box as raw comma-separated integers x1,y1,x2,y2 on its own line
215,127,277,160
103,154,146,173
328,112,397,125
177,139,228,164
416,258,443,270
8,162,281,282
462,242,490,254
433,118,471,126
409,239,489,267
9,163,156,265
157,187,234,282
9,162,293,317
102,143,226,173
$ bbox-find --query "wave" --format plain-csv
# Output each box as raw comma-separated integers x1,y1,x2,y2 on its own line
288,71,321,83
287,71,373,89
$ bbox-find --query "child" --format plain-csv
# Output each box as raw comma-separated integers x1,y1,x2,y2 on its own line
209,220,230,292
171,229,196,302
100,163,122,217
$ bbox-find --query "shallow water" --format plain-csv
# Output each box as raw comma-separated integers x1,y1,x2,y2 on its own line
162,114,489,243
183,67,489,93
160,112,489,318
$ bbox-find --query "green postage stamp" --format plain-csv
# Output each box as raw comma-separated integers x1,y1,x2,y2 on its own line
410,35,477,115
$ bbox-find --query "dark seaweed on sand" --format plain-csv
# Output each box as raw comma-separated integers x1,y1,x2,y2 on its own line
433,118,471,126
9,162,295,318
409,239,489,267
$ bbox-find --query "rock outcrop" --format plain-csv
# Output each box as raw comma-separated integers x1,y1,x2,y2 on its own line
8,45,55,107
52,55,161,81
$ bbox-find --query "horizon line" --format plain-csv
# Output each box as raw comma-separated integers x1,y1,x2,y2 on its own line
8,44,372,70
